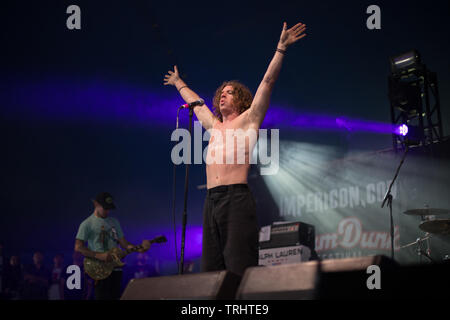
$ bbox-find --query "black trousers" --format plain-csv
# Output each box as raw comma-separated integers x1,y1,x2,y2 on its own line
201,184,259,276
94,270,122,300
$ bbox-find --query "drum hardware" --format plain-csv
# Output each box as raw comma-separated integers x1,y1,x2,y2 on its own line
399,234,431,249
402,206,450,263
399,233,435,263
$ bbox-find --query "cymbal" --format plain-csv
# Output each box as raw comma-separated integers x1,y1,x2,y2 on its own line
404,208,450,216
419,219,450,235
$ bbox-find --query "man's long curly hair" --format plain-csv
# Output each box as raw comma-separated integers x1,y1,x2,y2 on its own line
212,81,253,122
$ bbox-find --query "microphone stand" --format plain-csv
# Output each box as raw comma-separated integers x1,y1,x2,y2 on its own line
381,143,409,260
179,106,194,275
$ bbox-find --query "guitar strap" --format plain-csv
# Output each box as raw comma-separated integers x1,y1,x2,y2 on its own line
101,220,120,247
99,226,107,252
111,227,120,244
102,220,123,272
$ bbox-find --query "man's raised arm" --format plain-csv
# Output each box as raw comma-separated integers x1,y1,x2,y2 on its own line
164,65,216,130
248,21,307,128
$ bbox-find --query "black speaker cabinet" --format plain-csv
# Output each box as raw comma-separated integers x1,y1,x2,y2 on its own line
236,255,397,299
121,270,241,300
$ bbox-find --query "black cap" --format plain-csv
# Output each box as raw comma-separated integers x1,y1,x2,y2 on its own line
94,192,116,210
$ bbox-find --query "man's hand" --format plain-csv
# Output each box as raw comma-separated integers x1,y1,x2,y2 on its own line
278,21,307,50
164,65,181,86
247,20,307,128
163,65,216,130
138,240,152,253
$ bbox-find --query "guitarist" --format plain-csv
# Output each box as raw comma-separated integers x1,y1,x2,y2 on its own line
74,192,151,300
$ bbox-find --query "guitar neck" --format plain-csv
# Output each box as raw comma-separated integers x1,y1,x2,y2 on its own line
124,245,143,255
124,238,160,255
124,236,167,256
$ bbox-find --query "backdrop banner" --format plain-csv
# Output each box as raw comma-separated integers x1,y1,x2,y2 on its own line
253,140,450,264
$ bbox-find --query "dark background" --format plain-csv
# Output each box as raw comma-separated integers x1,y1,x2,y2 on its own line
1,0,449,273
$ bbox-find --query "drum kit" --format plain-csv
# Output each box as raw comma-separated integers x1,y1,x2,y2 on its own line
400,207,450,263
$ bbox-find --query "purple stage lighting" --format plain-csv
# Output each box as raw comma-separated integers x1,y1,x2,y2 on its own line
264,107,399,135
3,75,403,138
1,76,195,127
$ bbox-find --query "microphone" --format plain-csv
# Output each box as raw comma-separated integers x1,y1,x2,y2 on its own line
180,99,204,109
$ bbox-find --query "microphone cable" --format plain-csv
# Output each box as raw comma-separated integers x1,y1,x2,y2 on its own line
171,106,184,270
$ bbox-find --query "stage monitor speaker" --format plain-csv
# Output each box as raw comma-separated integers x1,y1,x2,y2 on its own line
317,258,450,299
236,255,397,300
121,270,241,300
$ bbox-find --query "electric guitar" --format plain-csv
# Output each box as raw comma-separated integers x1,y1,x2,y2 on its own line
84,235,167,280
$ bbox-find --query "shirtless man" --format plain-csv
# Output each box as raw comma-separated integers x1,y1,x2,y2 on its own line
164,21,306,275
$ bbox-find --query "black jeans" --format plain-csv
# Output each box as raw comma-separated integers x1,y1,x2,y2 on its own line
94,270,122,300
201,184,259,276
